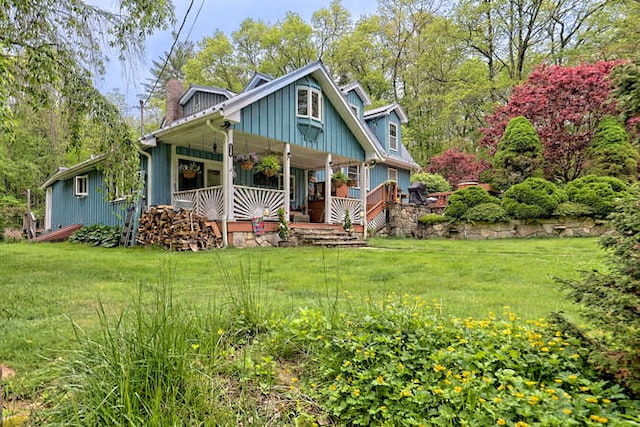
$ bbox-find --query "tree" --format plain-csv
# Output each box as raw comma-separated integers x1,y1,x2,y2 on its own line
491,116,543,190
611,59,640,144
587,116,638,181
426,148,490,187
312,0,353,69
556,195,640,397
184,32,244,92
480,61,621,183
143,40,194,103
0,0,175,135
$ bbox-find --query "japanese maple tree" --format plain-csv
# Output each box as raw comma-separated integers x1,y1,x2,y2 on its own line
480,61,622,182
426,148,490,187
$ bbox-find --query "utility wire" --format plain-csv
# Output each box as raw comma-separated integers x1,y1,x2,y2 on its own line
185,0,206,42
143,0,195,106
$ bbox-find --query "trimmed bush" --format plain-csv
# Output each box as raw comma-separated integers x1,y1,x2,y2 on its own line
502,178,567,219
418,214,449,226
553,201,593,217
463,203,509,223
444,186,500,219
564,175,632,217
587,116,638,181
410,173,451,193
492,116,544,190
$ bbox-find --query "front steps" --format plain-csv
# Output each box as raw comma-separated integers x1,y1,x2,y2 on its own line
290,225,368,248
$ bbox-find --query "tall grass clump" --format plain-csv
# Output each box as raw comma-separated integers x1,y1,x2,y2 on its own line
43,275,225,425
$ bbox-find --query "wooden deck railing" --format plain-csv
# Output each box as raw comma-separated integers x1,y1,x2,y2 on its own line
365,182,397,230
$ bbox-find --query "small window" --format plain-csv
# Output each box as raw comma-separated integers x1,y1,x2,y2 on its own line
347,166,359,187
387,168,398,183
389,122,398,151
75,175,88,197
350,104,359,119
297,87,322,121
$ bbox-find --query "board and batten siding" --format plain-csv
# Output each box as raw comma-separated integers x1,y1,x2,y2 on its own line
183,92,228,117
149,142,173,206
50,169,126,228
343,90,365,122
366,110,403,153
370,164,411,195
236,77,365,161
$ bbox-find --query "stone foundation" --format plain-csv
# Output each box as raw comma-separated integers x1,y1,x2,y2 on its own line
386,203,608,239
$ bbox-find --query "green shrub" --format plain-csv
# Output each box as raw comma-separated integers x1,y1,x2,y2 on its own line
587,116,638,181
463,202,509,223
553,201,593,217
69,224,121,247
564,175,632,218
0,194,25,238
444,186,500,219
410,173,451,193
418,214,449,226
492,116,544,190
502,178,567,219
557,196,640,397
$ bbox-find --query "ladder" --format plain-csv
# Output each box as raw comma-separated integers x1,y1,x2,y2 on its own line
119,203,137,247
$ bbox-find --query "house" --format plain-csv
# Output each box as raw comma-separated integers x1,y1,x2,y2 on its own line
40,61,419,246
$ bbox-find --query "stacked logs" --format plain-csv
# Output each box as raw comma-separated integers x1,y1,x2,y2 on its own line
136,206,221,251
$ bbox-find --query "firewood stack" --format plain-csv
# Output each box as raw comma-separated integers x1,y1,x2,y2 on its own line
136,206,222,251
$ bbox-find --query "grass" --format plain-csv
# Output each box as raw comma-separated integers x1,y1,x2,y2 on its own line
1,237,637,425
1,238,599,389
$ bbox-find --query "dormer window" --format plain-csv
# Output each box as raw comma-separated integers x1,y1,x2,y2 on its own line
389,122,398,151
350,104,359,119
297,87,322,121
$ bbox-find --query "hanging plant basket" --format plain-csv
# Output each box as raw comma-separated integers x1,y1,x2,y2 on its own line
182,169,197,179
239,160,255,170
256,154,281,177
263,168,278,177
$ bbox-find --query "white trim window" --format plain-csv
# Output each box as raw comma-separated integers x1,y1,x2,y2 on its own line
387,168,398,183
75,175,88,197
347,165,359,187
389,122,398,151
297,86,322,121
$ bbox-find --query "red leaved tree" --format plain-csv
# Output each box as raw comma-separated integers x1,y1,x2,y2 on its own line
480,61,622,182
426,148,490,187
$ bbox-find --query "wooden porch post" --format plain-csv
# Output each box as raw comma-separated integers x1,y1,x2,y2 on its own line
283,143,291,219
219,127,234,247
325,154,332,224
361,161,368,238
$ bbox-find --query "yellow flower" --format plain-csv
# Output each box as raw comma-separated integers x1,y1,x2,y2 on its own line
602,398,611,404
400,389,412,398
329,384,337,391
352,389,360,397
590,415,608,423
343,360,351,367
586,397,598,403
377,376,384,384
541,347,550,352
562,409,572,415
528,396,540,405
497,419,506,425
493,397,503,403
554,379,563,383
515,422,529,427
454,386,463,393
572,353,580,359
515,392,525,398
433,364,446,372
217,329,224,335
579,386,590,392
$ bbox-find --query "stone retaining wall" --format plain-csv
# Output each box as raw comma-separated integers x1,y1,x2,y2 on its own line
386,203,608,239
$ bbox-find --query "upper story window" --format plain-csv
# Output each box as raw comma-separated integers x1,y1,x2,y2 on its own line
297,87,322,121
75,175,88,197
347,166,360,187
350,104,359,119
387,168,398,183
389,122,398,151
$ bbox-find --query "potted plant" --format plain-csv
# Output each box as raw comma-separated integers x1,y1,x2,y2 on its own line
179,162,201,179
236,152,260,170
331,170,349,187
256,154,281,177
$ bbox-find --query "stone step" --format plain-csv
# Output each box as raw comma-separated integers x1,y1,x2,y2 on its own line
290,227,367,247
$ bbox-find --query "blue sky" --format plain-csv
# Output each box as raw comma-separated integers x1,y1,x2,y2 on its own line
93,0,378,113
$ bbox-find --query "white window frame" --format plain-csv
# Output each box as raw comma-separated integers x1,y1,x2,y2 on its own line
75,175,88,197
387,168,398,183
297,86,322,121
347,165,360,188
389,122,398,151
350,104,359,119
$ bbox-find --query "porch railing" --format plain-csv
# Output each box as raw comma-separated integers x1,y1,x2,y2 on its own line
173,186,224,220
365,182,396,230
331,197,364,225
233,185,284,221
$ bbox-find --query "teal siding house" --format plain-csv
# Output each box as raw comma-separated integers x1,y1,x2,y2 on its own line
41,61,418,246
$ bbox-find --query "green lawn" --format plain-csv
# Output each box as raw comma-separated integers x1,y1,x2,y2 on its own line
1,237,601,388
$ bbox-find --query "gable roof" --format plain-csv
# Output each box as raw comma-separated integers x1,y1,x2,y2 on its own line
179,84,236,105
40,154,108,189
243,72,274,92
340,82,372,106
153,61,385,162
364,103,408,124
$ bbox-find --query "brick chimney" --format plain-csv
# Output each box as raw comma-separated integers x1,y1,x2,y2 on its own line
165,79,184,125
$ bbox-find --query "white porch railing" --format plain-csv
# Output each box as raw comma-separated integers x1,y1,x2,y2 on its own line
331,197,364,225
233,185,284,221
173,186,224,220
